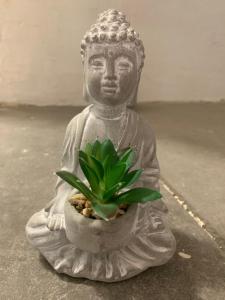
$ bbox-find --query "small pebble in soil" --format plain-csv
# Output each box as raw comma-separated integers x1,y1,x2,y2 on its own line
82,208,92,217
70,198,85,206
85,201,91,208
71,193,87,200
69,194,129,220
75,205,82,212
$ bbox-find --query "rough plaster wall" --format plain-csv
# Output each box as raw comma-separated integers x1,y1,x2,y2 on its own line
0,0,225,106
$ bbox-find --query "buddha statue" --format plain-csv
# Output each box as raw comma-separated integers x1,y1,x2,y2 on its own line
26,9,176,282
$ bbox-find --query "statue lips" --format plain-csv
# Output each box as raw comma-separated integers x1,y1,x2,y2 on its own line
101,82,118,95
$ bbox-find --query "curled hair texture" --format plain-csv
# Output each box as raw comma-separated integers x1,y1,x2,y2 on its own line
80,9,145,71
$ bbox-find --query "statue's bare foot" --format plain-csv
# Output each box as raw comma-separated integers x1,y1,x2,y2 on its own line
47,214,65,231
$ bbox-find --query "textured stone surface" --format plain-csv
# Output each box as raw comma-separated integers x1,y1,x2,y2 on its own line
23,10,178,281
0,104,225,299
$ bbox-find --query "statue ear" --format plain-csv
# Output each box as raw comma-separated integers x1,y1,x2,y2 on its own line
83,82,90,103
82,57,91,104
127,71,141,108
83,67,92,104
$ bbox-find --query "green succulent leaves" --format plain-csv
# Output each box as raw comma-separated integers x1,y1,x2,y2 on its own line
56,139,162,221
55,170,97,203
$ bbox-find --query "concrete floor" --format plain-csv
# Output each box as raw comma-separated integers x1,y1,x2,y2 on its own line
138,102,225,248
0,103,225,300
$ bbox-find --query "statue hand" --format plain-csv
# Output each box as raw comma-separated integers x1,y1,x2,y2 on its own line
47,214,65,231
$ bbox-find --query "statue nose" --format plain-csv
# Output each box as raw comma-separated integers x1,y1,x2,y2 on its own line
104,60,117,80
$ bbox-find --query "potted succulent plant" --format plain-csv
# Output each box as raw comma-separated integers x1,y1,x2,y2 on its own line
57,139,162,253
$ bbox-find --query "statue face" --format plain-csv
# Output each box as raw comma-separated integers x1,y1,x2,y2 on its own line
84,42,138,106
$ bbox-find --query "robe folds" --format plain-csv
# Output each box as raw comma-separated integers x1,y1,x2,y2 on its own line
25,104,176,282
50,104,165,214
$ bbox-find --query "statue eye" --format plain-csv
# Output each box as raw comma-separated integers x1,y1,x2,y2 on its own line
90,58,105,69
116,57,133,72
118,62,130,70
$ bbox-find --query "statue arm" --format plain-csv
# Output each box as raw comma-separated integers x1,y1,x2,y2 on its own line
47,117,78,229
140,126,160,191
139,120,168,214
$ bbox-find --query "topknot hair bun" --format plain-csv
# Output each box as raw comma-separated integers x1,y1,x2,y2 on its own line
80,9,145,71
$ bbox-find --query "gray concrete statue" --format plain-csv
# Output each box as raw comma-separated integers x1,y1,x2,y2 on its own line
26,9,176,282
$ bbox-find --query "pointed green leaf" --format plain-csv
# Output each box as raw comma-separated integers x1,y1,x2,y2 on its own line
103,182,125,201
79,150,88,163
89,155,104,179
56,171,96,202
92,202,119,221
79,150,104,180
102,153,118,172
102,154,111,171
92,140,101,160
121,169,143,189
118,147,129,158
114,188,162,205
100,139,118,161
101,139,119,172
84,143,93,156
79,158,100,195
119,148,135,170
105,162,127,189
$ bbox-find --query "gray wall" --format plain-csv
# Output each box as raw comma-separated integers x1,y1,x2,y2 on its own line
0,0,225,106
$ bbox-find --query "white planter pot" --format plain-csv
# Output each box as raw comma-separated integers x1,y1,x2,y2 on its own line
64,191,138,254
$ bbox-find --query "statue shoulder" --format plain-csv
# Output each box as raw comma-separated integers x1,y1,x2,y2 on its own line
66,105,92,134
138,114,157,144
127,109,154,131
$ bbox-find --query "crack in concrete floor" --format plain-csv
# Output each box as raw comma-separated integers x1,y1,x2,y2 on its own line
161,179,225,252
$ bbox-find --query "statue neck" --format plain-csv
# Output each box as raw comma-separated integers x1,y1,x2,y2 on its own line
91,102,127,120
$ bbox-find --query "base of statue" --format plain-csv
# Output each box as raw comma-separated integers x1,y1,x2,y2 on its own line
26,203,176,282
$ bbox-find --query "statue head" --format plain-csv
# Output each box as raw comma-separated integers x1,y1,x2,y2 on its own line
80,9,145,107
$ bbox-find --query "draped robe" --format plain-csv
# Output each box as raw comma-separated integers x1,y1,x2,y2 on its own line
49,104,166,215
25,104,176,282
